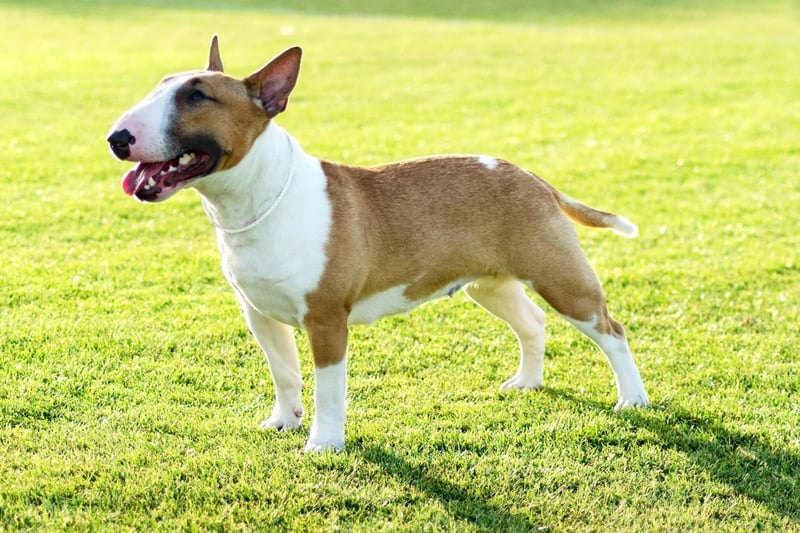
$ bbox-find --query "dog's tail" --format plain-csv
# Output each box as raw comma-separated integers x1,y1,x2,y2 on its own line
542,180,638,238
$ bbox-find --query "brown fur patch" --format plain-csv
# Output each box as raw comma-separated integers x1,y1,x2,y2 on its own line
305,156,624,360
305,309,349,368
171,74,269,172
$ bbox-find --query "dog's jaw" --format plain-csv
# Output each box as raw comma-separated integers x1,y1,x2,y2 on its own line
122,151,217,202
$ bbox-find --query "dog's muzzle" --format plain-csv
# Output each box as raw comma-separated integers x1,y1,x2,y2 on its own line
107,129,136,160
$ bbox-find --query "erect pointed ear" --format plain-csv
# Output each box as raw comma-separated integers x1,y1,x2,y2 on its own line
244,46,302,118
206,34,224,72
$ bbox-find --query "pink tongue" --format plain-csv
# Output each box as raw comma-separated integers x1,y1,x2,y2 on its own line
121,162,167,196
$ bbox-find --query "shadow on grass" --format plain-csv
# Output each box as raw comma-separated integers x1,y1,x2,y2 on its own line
547,388,800,521
359,445,538,531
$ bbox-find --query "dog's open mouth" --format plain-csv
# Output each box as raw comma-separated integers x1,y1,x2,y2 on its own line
122,151,215,202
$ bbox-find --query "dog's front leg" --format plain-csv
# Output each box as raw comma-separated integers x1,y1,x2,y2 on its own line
240,303,304,431
304,311,348,452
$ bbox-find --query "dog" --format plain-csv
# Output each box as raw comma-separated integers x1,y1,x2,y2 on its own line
108,36,648,452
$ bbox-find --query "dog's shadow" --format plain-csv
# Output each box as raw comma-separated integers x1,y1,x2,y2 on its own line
356,443,536,531
545,388,799,520
601,395,800,520
356,389,799,527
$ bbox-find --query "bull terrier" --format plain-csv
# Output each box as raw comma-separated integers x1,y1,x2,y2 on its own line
107,36,648,452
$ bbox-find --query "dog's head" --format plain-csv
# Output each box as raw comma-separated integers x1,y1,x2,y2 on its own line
108,36,301,202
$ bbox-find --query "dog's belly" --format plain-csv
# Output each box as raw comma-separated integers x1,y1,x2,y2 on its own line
348,278,473,325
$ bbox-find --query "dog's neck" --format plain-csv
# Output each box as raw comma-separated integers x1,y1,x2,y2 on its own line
193,123,298,234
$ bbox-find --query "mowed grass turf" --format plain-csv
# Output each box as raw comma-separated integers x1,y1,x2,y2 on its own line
1,0,798,530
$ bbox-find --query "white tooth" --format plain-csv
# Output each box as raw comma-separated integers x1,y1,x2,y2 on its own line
168,165,177,172
148,177,156,187
179,153,193,165
144,184,152,191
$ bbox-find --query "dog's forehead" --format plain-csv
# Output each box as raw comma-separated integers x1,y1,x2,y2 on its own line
147,70,242,99
156,70,207,91
160,70,203,84
130,71,193,105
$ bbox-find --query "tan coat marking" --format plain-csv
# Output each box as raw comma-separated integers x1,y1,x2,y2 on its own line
305,156,622,366
171,74,269,172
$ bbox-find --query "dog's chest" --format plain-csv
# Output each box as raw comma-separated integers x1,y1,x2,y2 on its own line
219,243,308,326
216,173,333,327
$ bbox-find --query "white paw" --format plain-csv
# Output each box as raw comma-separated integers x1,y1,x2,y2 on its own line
259,402,304,431
304,439,345,453
304,424,345,453
614,390,649,411
499,373,543,391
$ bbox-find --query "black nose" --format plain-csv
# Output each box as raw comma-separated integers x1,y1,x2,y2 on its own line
107,129,135,159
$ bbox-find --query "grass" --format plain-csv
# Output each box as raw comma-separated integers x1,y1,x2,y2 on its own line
1,0,799,530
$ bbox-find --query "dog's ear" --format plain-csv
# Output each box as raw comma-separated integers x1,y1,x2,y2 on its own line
206,35,224,72
245,47,302,118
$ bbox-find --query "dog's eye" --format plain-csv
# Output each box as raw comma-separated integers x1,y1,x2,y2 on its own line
188,89,207,103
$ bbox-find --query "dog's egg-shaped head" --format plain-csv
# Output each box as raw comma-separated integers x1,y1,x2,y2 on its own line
107,36,302,202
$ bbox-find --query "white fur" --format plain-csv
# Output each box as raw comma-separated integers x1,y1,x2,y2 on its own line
306,358,347,452
110,73,198,162
349,278,474,325
194,124,333,328
237,303,304,431
477,155,498,170
349,286,413,325
563,315,648,410
611,215,639,238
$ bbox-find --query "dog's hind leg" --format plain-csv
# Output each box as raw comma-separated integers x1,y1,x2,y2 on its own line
524,232,648,410
239,301,305,431
562,313,648,410
466,276,546,390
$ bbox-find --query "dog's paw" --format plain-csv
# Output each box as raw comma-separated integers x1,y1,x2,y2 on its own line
304,424,345,453
614,391,649,411
260,403,304,431
499,372,542,391
304,439,345,453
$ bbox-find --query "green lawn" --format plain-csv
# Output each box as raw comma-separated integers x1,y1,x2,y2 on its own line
1,0,798,530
